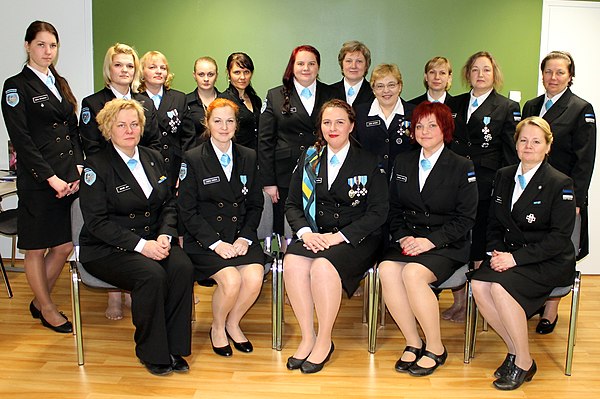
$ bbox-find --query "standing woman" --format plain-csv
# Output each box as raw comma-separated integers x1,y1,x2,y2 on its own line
409,56,453,105
522,51,596,334
186,56,219,145
378,102,477,377
354,63,416,176
284,99,388,373
79,43,160,156
330,40,374,108
178,98,265,357
2,21,82,333
445,51,520,322
139,50,195,189
218,52,261,150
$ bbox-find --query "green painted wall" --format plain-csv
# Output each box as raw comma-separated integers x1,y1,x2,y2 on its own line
92,0,543,104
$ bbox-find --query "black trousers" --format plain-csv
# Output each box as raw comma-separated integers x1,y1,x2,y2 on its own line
84,246,194,364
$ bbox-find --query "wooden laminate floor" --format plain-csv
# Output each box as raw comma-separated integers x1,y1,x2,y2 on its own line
1,264,599,398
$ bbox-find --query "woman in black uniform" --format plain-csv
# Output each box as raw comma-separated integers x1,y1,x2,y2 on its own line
378,102,478,377
2,20,83,333
522,51,596,334
178,98,264,357
283,99,388,374
258,45,335,238
408,56,453,105
79,98,194,376
186,56,219,145
218,52,261,150
471,117,576,390
139,50,195,189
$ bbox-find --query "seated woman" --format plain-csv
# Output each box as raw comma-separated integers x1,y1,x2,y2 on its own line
470,116,576,390
79,98,194,376
284,99,388,374
178,98,265,357
378,102,478,377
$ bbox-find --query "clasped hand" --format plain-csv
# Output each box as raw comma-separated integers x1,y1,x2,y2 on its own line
399,236,435,256
489,250,516,272
142,234,171,261
215,238,249,259
302,232,344,253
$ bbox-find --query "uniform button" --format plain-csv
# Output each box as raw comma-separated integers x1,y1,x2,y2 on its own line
144,226,150,232
65,135,70,140
333,227,339,232
130,228,135,232
299,132,304,137
68,150,73,155
383,155,389,159
467,142,472,147
59,152,65,158
300,145,305,150
218,202,224,208
506,228,510,232
144,211,150,217
424,212,430,217
216,216,223,221
454,139,460,144
163,144,169,150
318,211,324,216
165,157,170,162
232,216,238,222
319,227,323,231
63,121,68,126
162,132,168,136
55,137,61,142
466,155,471,160
129,213,135,219
335,203,340,208
333,213,339,219
312,131,316,136
385,138,389,143
52,123,58,128
232,202,238,207
216,232,221,237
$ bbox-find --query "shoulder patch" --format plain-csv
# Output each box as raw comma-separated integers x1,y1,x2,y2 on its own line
81,107,91,124
584,113,595,123
260,98,267,114
179,162,187,181
5,89,19,107
513,111,521,122
467,170,476,183
84,167,96,186
562,188,574,201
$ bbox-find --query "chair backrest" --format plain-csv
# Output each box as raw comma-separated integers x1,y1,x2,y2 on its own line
71,197,84,247
257,191,273,241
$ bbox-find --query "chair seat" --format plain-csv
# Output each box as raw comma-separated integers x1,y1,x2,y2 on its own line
549,285,572,298
434,264,469,290
75,261,118,290
0,209,18,235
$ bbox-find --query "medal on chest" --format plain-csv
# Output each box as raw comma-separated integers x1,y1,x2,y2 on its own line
481,116,492,148
240,175,248,195
167,109,181,134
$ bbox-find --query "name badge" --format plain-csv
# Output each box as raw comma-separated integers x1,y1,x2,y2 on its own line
33,94,49,103
315,177,323,184
116,184,130,193
396,174,407,182
203,176,220,185
366,120,381,127
495,196,502,204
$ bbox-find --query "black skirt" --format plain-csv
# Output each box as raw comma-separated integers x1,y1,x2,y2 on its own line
187,243,265,281
381,246,464,287
17,188,75,250
285,234,381,297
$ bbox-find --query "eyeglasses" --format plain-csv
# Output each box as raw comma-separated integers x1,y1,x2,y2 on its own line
373,82,399,91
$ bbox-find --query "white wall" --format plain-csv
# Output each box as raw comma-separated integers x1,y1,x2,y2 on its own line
541,0,600,274
0,0,93,261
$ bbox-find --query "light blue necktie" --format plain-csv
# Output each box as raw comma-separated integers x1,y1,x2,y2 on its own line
45,75,55,89
347,87,356,97
300,87,312,99
127,159,138,171
472,99,479,107
517,174,527,190
545,99,553,111
421,158,432,171
330,154,340,166
152,94,162,110
220,153,231,168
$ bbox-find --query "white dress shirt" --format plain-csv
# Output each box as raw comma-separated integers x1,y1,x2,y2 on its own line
293,79,317,115
368,97,405,129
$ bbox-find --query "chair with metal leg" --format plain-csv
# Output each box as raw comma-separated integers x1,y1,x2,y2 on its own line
0,208,18,298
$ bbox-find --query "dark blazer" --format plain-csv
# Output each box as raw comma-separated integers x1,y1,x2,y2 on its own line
138,88,195,185
330,78,375,109
219,85,262,150
388,147,478,263
78,145,177,262
178,142,263,253
408,92,453,106
285,145,389,246
2,66,83,189
449,90,520,199
354,98,417,174
185,88,219,146
79,87,161,155
486,162,575,286
258,81,336,188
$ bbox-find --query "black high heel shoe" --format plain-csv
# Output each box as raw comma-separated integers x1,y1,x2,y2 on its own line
301,342,334,374
226,330,253,353
408,346,447,377
494,353,516,378
395,341,425,372
286,355,308,370
493,360,537,390
209,329,232,357
40,311,72,334
29,301,41,319
536,315,558,334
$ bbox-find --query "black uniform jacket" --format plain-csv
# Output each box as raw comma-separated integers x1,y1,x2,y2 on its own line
522,88,596,208
79,145,177,263
79,87,161,155
408,92,453,106
2,66,83,189
178,142,263,253
185,88,220,145
354,98,417,174
285,145,389,246
449,90,520,199
388,147,478,263
330,78,375,109
219,85,262,150
138,88,195,182
258,81,335,188
486,163,575,285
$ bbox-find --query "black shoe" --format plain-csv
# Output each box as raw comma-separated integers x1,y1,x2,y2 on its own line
536,315,558,334
226,330,253,353
286,355,308,370
40,312,73,334
29,301,41,319
170,355,190,373
301,342,335,374
140,360,173,376
395,341,425,372
493,360,537,390
209,329,232,357
494,353,516,378
408,346,447,377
